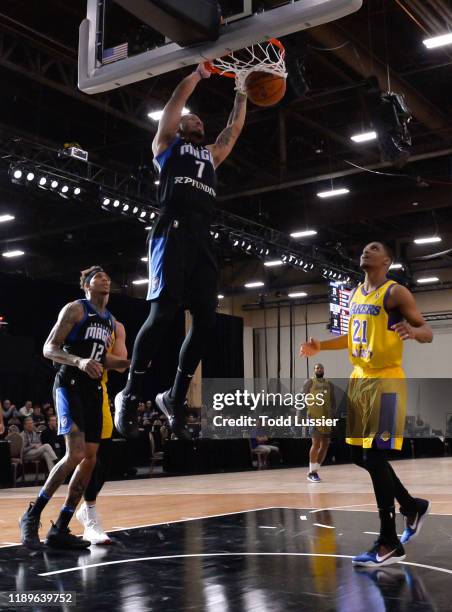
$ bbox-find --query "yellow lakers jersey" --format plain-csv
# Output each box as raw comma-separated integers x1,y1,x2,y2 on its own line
348,280,403,370
307,377,332,419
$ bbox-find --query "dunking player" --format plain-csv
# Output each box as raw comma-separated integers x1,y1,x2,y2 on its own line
19,267,129,549
115,62,247,438
303,363,336,483
300,242,433,566
76,301,128,544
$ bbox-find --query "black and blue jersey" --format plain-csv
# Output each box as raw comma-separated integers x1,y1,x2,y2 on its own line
153,137,217,222
59,299,115,380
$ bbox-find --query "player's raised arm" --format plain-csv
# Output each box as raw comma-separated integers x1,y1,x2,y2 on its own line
43,302,103,379
208,91,247,168
105,321,129,373
299,335,348,358
387,285,433,343
152,63,211,157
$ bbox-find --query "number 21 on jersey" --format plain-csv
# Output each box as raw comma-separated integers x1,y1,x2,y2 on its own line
352,319,368,344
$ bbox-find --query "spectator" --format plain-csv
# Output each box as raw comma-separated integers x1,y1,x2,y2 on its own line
32,404,46,428
137,402,146,429
2,399,15,422
251,436,281,467
186,413,201,439
21,416,57,473
6,408,21,430
0,404,4,436
41,415,65,459
19,400,33,419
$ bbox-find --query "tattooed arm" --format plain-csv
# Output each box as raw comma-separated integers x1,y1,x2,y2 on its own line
43,302,104,379
207,91,247,168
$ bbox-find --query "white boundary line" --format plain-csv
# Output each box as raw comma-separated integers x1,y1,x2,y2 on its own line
105,506,289,534
3,504,451,549
39,552,452,578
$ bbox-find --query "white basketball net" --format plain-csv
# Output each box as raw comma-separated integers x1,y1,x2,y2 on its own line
208,38,287,93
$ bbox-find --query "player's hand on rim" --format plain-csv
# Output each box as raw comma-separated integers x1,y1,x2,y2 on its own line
299,337,321,357
77,358,104,379
392,321,416,341
196,62,211,79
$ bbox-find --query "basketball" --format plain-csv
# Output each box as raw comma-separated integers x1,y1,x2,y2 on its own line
245,70,286,107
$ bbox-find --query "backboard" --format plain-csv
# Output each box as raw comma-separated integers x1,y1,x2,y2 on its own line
78,0,362,95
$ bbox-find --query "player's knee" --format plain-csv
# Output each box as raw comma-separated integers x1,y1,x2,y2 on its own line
66,448,86,467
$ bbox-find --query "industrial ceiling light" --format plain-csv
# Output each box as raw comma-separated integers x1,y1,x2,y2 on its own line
244,281,265,288
2,250,24,258
0,214,15,223
288,292,307,298
423,33,452,49
73,187,82,196
264,260,284,267
290,229,317,238
148,107,190,121
317,188,350,199
350,131,377,143
416,276,439,284
414,236,441,245
132,279,148,285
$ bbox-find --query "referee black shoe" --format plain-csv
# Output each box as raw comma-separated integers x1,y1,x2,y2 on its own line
114,390,139,439
156,391,191,441
45,522,91,550
19,503,44,550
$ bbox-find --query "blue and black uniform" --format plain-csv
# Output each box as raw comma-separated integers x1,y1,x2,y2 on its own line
148,136,218,306
121,136,219,404
54,299,115,443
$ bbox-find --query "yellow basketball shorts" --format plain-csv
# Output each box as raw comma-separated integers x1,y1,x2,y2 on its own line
346,365,406,450
100,380,113,440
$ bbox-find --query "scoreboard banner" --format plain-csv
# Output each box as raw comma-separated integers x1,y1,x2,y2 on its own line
329,281,352,335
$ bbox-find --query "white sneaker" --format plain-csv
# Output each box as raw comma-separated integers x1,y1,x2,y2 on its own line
76,504,112,545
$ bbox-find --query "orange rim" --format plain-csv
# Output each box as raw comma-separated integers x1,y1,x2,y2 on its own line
205,38,285,78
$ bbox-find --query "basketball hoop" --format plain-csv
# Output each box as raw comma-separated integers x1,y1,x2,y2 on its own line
206,38,287,93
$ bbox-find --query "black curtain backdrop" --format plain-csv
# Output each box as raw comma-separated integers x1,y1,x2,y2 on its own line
203,312,244,379
0,274,244,405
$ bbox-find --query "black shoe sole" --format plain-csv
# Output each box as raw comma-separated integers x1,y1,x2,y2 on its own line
45,538,91,550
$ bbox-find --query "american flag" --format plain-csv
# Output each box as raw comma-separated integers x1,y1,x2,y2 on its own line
102,42,128,64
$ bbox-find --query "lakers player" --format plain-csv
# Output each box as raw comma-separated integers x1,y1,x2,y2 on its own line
76,276,128,544
300,242,433,566
115,62,247,439
19,267,129,550
303,363,335,482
